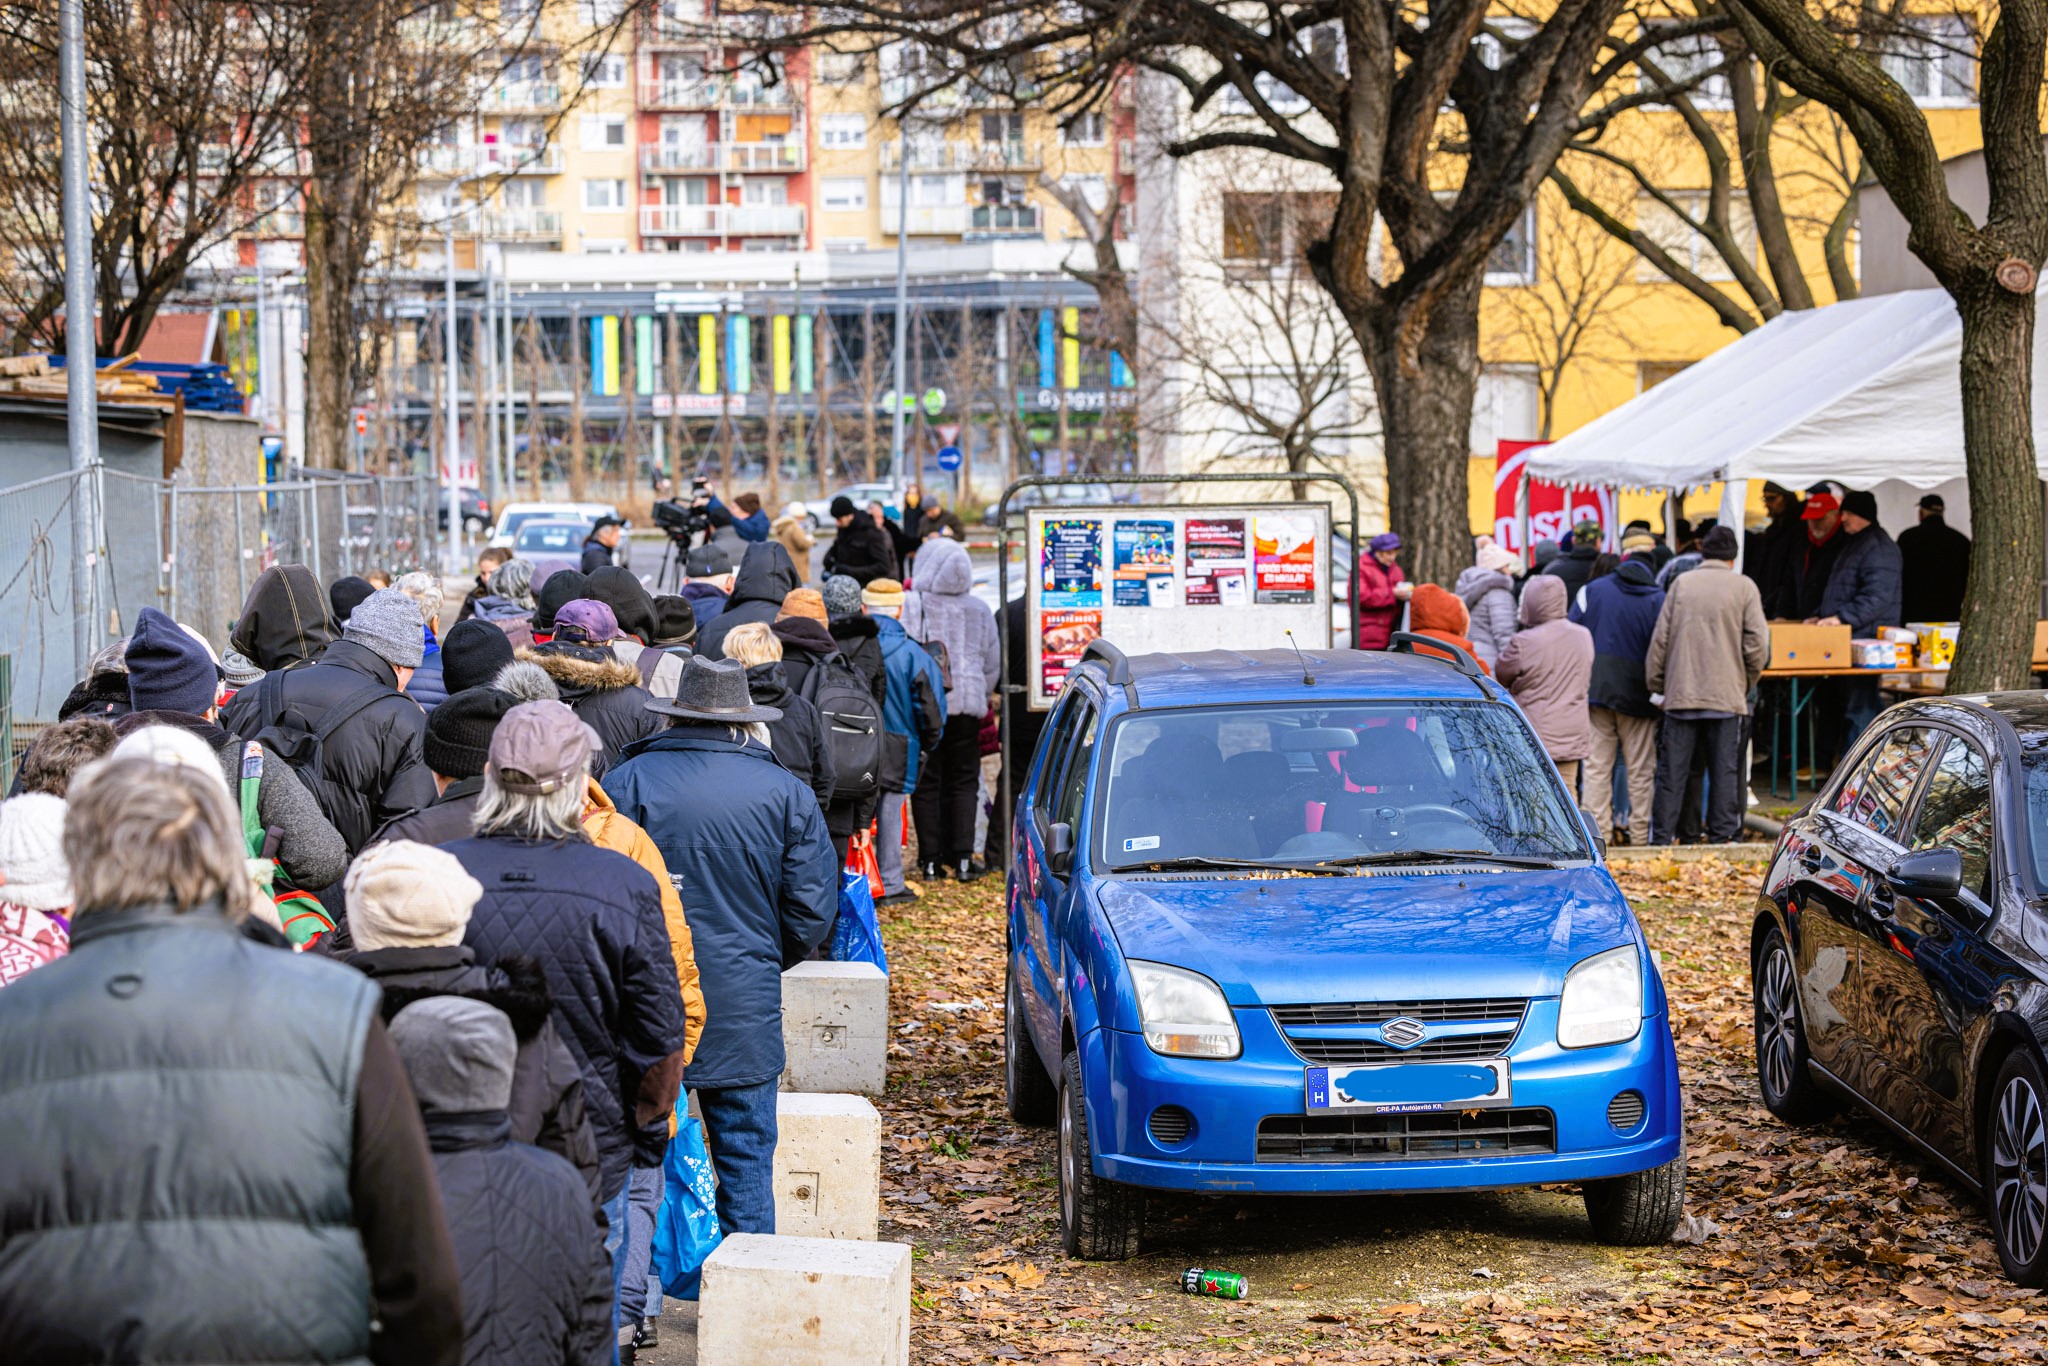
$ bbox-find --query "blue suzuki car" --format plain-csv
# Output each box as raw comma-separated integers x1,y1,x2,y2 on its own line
1003,637,1685,1259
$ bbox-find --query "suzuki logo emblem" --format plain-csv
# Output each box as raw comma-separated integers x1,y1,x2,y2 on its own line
1379,1017,1427,1049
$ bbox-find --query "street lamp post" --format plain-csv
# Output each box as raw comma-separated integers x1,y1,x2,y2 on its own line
59,0,98,665
890,123,909,486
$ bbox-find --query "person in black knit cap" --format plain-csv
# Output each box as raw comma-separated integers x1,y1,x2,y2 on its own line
439,620,516,698
532,569,588,641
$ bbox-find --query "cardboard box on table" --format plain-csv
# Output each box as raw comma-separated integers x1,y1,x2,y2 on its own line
1767,622,1852,671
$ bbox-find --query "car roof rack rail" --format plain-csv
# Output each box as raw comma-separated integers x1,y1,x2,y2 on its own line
1387,631,1485,681
1079,637,1142,707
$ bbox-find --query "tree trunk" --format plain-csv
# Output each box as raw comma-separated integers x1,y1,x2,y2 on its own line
1947,287,2043,693
302,203,356,471
1359,280,1484,591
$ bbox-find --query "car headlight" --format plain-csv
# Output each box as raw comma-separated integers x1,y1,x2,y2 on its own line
1128,960,1241,1059
1557,946,1643,1049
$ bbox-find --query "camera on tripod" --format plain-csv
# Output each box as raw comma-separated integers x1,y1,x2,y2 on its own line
652,477,714,543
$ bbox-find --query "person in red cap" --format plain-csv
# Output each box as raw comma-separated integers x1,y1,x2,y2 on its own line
1789,480,1848,621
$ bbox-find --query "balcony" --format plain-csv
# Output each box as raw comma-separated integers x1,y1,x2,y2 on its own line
420,142,563,177
640,203,806,237
879,202,970,236
639,140,803,173
879,75,963,110
726,82,795,110
717,9,801,43
397,14,484,46
726,140,803,171
196,143,308,178
969,203,1040,236
482,208,563,240
480,81,562,113
879,140,1041,173
641,142,720,172
249,210,304,238
644,10,708,42
639,77,725,108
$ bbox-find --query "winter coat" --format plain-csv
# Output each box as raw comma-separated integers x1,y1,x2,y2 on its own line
821,516,899,587
873,614,946,793
697,542,802,661
829,615,889,710
902,537,1000,716
219,638,438,854
1819,523,1904,636
582,778,706,1067
603,728,838,1090
231,563,337,672
772,514,815,570
1453,566,1519,670
1406,583,1490,675
579,538,615,576
1646,561,1769,716
743,660,837,814
1496,575,1595,763
344,944,602,1200
771,615,841,697
115,710,350,891
707,496,770,543
1571,560,1665,718
372,776,484,848
1355,555,1406,651
448,831,691,1198
57,670,131,721
409,634,449,711
1002,595,1047,772
425,1111,613,1366
455,573,491,624
519,644,663,773
678,580,728,626
1790,526,1847,621
0,900,66,986
473,596,537,651
1542,543,1602,604
1747,507,1808,619
918,508,967,543
1898,514,1971,622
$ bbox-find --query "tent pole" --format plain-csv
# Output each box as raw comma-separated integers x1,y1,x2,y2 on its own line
1663,490,1681,552
1515,472,1531,567
1720,478,1749,575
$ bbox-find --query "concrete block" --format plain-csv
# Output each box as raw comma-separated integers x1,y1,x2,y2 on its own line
698,1233,911,1366
779,960,889,1096
773,1092,881,1241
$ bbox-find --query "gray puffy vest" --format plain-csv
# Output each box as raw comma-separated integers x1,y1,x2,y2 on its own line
0,903,379,1364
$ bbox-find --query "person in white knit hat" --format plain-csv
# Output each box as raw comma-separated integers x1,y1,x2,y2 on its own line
0,794,73,986
109,724,230,787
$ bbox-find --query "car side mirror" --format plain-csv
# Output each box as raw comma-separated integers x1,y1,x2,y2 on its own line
1579,807,1607,862
1888,847,1964,898
1047,821,1074,877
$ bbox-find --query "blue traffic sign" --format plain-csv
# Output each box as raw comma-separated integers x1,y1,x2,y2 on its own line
936,444,963,471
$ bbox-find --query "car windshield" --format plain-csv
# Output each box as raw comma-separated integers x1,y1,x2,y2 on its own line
515,521,588,553
1097,701,1589,870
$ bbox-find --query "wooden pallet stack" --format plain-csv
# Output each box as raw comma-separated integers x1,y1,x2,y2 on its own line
0,353,177,408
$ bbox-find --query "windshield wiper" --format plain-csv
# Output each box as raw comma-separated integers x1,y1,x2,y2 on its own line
1122,855,1347,876
1305,850,1568,870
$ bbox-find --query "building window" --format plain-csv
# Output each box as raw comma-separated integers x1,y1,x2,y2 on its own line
500,178,545,209
498,118,544,148
1063,111,1106,145
1636,25,1734,107
580,54,626,88
1485,204,1538,285
1470,365,1540,456
1475,17,1536,69
1635,190,1756,282
1218,72,1310,116
821,176,868,211
576,0,625,24
818,51,863,84
580,114,627,150
499,0,539,21
1220,190,1335,263
740,177,787,206
820,113,867,149
981,112,1024,144
1883,15,1976,105
583,177,628,210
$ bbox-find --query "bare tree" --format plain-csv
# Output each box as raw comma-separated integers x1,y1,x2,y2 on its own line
0,0,306,355
1723,0,2046,691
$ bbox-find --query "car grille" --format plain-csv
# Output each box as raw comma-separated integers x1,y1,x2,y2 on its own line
1255,1109,1556,1163
1269,999,1528,1066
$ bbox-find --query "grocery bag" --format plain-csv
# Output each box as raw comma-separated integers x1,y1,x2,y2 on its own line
649,1106,722,1300
830,867,890,974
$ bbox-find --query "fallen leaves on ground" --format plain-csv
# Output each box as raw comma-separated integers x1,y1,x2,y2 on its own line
873,858,2044,1363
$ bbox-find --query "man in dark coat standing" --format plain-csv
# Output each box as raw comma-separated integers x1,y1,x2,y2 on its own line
1744,482,1806,617
1814,488,1904,753
581,516,624,575
697,540,803,661
821,495,899,586
603,656,838,1237
1897,492,1971,622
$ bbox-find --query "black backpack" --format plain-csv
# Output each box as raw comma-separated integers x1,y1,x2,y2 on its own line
244,674,392,853
799,650,884,803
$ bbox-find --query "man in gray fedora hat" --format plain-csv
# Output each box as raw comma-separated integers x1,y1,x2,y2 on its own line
603,655,837,1236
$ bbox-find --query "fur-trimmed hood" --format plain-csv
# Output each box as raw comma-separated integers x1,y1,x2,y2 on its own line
518,643,643,696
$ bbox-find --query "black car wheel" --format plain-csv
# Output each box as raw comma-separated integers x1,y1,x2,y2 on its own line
1058,1050,1143,1260
1988,1049,2048,1287
1753,927,1836,1123
1004,954,1056,1126
1583,1150,1687,1245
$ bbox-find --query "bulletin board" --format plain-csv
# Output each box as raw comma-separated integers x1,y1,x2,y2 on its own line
1024,502,1334,709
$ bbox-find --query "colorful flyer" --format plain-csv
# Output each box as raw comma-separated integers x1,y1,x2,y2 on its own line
1111,519,1175,607
1184,517,1248,606
1039,609,1102,699
1039,518,1104,608
1253,512,1318,604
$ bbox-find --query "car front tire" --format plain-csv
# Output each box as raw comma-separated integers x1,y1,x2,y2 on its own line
1753,926,1837,1123
1583,1150,1686,1245
1058,1050,1143,1260
1004,955,1056,1126
1987,1048,2048,1287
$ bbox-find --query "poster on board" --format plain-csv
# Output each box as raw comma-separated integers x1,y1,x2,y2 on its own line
1253,513,1318,604
1039,518,1104,608
1111,519,1175,607
1184,517,1248,606
1039,609,1102,696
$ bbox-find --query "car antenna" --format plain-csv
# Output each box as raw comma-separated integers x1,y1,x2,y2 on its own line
1285,629,1315,686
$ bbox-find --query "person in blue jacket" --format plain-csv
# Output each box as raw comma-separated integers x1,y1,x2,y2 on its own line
1814,488,1903,751
860,577,945,903
705,489,771,543
603,655,837,1237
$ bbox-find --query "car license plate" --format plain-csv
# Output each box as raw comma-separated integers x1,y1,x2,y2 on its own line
1305,1059,1511,1114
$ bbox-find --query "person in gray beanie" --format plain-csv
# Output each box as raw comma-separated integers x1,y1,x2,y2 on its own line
390,997,613,1366
221,584,435,853
820,573,863,622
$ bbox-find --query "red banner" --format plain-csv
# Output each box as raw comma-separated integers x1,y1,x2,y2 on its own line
1492,440,1617,556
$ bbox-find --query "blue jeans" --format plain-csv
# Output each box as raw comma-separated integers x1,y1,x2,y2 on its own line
696,1080,779,1235
619,1163,664,1323
601,1179,631,1360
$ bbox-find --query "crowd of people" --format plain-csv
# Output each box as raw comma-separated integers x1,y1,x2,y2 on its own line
0,483,1000,1364
1358,478,1953,846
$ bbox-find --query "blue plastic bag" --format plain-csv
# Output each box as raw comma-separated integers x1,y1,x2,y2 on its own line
830,867,890,974
649,1107,722,1300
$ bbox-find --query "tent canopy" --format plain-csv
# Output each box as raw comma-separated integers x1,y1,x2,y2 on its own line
1524,281,2048,493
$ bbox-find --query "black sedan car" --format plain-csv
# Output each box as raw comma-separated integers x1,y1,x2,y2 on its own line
1751,692,2048,1285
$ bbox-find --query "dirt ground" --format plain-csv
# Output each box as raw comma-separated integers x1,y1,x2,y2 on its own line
646,856,2045,1364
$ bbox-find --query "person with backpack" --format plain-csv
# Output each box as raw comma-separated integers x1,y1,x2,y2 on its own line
861,579,945,903
219,587,435,857
776,589,885,866
902,537,1000,882
723,622,837,815
231,563,337,673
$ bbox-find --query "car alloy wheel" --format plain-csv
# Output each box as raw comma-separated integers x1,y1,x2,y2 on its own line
1991,1056,2048,1279
1751,928,1833,1124
1057,1075,1078,1232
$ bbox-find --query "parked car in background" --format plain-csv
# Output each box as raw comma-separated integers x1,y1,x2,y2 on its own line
435,486,491,536
1750,692,2048,1286
509,519,593,589
1005,637,1685,1260
488,501,629,567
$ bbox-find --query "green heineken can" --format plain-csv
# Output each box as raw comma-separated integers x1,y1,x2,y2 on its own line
1179,1267,1250,1300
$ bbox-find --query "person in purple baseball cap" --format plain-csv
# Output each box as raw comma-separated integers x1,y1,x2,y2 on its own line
517,600,660,771
1357,530,1414,651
